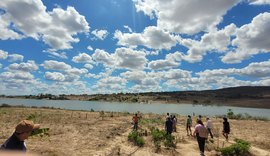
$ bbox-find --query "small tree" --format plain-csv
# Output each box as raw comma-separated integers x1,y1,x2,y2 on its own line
227,109,234,118
128,131,145,147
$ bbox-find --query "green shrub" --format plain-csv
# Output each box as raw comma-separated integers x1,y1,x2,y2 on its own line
131,97,138,102
222,109,268,121
164,134,176,148
227,109,234,118
150,128,176,149
150,128,166,142
128,131,145,147
26,114,37,122
219,139,251,156
128,131,137,141
136,136,145,147
30,128,50,137
0,104,11,107
140,118,163,126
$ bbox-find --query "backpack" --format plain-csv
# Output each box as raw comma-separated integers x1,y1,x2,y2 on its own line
198,126,208,138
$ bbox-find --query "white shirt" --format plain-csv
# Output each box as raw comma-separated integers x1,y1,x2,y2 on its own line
206,119,213,129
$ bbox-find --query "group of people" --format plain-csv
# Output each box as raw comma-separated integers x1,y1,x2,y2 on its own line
132,113,230,156
165,113,178,135
187,115,214,138
191,115,230,156
1,114,230,155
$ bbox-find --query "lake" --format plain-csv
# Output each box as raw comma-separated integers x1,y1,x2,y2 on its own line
0,98,269,118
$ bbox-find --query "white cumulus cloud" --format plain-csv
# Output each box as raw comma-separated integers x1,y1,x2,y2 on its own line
222,13,270,63
114,26,180,50
0,0,90,50
42,60,71,71
93,76,127,93
114,47,147,70
0,71,34,80
72,53,93,63
84,64,93,69
92,49,115,67
45,72,65,81
249,0,270,5
197,59,270,78
134,0,240,34
87,45,93,51
91,29,108,40
8,54,24,62
0,50,8,59
7,60,38,72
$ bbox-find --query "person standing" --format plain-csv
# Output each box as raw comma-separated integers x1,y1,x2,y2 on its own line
198,115,202,121
165,117,173,135
206,117,214,138
222,117,230,141
166,113,170,120
193,119,208,156
132,114,140,131
0,120,40,152
186,115,192,136
172,115,177,132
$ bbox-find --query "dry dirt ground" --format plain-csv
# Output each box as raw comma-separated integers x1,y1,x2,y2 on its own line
0,107,269,156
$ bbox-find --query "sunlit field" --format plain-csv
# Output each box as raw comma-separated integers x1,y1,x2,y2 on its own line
0,106,269,156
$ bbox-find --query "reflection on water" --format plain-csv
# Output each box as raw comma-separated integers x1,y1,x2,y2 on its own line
0,98,269,118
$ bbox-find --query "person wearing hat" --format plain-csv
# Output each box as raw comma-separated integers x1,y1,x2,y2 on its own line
0,120,40,152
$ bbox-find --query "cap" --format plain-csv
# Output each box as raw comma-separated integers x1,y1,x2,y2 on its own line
15,120,40,133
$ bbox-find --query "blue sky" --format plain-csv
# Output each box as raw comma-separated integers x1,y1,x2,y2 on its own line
0,0,269,95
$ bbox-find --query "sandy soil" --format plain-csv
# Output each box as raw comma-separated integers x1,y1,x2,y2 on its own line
0,107,269,156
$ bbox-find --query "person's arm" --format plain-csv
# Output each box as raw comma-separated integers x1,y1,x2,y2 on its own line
193,125,197,137
193,129,197,137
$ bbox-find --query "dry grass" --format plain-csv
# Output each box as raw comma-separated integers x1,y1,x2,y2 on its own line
0,107,269,156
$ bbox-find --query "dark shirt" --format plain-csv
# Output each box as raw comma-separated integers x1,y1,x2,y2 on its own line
0,133,26,152
223,121,230,133
165,120,173,133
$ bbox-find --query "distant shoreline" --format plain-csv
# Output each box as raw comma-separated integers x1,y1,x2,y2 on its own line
1,96,270,109
1,96,270,110
0,104,269,120
1,86,270,109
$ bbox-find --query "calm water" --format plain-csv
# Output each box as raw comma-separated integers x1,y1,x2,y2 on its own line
0,98,269,118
